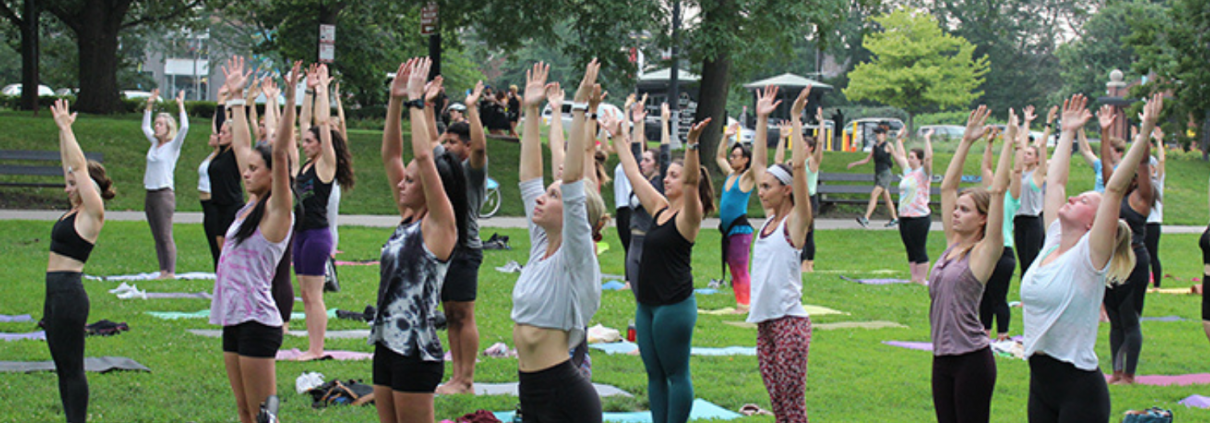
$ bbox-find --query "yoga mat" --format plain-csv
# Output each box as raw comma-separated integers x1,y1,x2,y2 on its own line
276,348,373,361
0,331,45,341
493,398,741,422
700,305,846,316
602,281,628,291
1180,394,1210,409
188,329,371,339
814,321,907,330
86,272,216,281
815,269,897,275
1103,373,1210,387
840,275,911,285
1141,315,1185,322
883,341,933,351
0,356,150,373
335,260,378,266
1147,287,1195,295
144,292,212,300
149,309,336,320
471,382,632,398
588,341,757,356
694,288,718,295
0,314,33,323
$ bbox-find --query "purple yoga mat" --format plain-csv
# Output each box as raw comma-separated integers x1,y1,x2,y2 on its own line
1140,315,1185,322
145,292,212,299
883,341,933,351
841,276,911,285
275,348,373,361
1,331,46,341
1103,373,1210,386
0,314,33,323
1180,395,1210,409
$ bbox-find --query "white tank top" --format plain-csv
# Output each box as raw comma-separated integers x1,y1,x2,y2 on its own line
747,215,809,323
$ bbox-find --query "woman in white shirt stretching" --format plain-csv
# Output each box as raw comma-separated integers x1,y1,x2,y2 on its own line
141,89,189,279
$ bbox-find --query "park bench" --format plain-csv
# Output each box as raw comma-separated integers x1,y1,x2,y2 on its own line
815,172,980,213
0,150,104,188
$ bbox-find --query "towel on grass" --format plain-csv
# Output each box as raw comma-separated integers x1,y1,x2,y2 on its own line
1103,373,1210,387
839,275,911,285
0,314,33,323
145,292,212,299
189,329,370,339
588,341,756,356
86,272,216,281
0,356,150,373
723,320,907,330
1141,315,1185,322
276,348,373,361
493,398,741,422
602,281,628,291
1147,287,1195,295
149,309,337,320
0,331,46,341
700,304,845,316
471,382,632,398
1180,395,1210,409
883,341,933,351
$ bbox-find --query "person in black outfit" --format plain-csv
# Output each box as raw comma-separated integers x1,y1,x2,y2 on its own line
847,123,899,228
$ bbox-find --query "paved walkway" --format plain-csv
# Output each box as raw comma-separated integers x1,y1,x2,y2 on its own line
2,209,1207,233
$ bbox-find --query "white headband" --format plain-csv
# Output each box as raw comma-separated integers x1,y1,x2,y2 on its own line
768,165,793,185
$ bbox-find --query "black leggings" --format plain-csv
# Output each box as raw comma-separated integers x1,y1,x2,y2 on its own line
1144,222,1161,287
518,359,602,423
1202,227,1210,321
932,347,996,423
1104,246,1149,374
202,201,243,269
898,215,931,264
45,271,90,423
616,207,632,259
980,247,1016,335
272,241,294,323
1014,215,1045,276
801,194,819,262
1027,354,1110,423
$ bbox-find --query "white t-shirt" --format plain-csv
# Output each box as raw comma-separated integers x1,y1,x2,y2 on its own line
142,109,189,190
1021,220,1111,371
613,164,632,210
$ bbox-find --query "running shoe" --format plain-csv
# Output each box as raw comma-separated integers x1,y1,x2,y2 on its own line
856,216,869,228
886,219,899,228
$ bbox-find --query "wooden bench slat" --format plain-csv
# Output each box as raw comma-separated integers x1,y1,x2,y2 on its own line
0,165,65,176
0,150,103,162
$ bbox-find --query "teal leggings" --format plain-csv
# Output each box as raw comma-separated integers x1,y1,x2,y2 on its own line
636,295,697,423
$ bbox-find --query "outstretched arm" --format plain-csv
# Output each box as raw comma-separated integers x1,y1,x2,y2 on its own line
545,83,565,177
751,86,783,188
675,119,711,242
314,65,337,183
891,127,910,170
423,77,443,147
980,130,995,189
788,99,813,248
263,76,280,144
172,90,190,148
922,127,934,176
811,109,825,172
51,100,104,225
1097,105,1117,185
1026,106,1048,186
1153,126,1166,179
1077,128,1097,167
519,63,550,182
263,61,303,245
1045,95,1093,229
142,89,159,144
245,79,261,143
333,82,348,141
1091,94,1163,269
407,59,457,260
222,57,254,178
566,61,599,185
942,106,991,245
774,122,790,165
971,120,1015,282
383,60,415,217
615,113,669,216
463,81,487,171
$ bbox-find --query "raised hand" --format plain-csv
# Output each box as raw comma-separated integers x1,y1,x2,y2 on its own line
1045,105,1058,126
1007,108,1019,129
1023,105,1036,123
790,86,811,117
897,126,908,140
661,102,670,122
588,85,606,111
544,82,563,110
1096,104,1116,129
756,85,781,117
687,118,712,145
632,93,648,123
1152,125,1165,142
388,58,415,99
1062,94,1093,132
523,62,550,109
50,99,76,128
176,90,186,106
599,112,624,139
815,107,824,125
424,75,444,102
573,58,600,104
306,63,320,89
262,76,279,99
466,80,484,106
1140,93,1164,125
962,105,992,142
923,127,934,139
406,58,430,101
222,56,249,92
283,61,303,97
317,64,333,89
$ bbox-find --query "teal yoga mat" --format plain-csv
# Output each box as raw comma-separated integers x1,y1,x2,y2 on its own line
493,398,741,422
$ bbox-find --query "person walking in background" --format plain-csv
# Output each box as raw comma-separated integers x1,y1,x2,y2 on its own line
847,122,898,228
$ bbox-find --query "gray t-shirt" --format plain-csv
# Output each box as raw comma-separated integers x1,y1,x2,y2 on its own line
435,145,487,249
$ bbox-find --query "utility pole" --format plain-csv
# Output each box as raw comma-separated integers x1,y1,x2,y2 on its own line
668,0,681,147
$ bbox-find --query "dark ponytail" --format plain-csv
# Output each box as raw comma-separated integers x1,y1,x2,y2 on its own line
434,150,470,249
87,160,116,200
310,126,356,190
230,144,299,245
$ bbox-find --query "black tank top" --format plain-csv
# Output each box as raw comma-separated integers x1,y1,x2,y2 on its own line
208,146,244,206
873,141,893,174
636,209,695,306
1120,197,1147,246
295,162,332,230
50,211,94,262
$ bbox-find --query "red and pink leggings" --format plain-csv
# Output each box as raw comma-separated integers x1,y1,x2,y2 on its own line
726,232,752,306
757,315,812,423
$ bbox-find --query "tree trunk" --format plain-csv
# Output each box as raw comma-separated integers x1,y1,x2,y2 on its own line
695,53,731,175
75,28,122,114
19,0,40,112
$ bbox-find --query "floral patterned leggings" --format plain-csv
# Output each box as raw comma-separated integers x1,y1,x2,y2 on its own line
757,315,812,423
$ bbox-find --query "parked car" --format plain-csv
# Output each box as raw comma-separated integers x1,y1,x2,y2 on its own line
1,83,55,97
527,102,624,137
122,90,160,101
917,125,965,141
842,118,905,151
724,117,755,145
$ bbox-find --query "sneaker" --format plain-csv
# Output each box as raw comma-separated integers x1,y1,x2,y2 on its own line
107,282,136,294
257,395,280,423
117,288,147,300
886,219,899,228
856,216,869,228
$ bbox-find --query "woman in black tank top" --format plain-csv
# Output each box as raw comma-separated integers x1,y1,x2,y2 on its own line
1103,136,1154,385
612,110,716,423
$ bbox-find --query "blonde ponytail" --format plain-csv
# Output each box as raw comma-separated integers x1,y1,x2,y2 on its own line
1105,220,1136,286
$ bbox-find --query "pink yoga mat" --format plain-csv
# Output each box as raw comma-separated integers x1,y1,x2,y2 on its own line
883,341,933,351
1180,395,1210,409
1103,373,1210,386
841,276,911,285
275,348,373,361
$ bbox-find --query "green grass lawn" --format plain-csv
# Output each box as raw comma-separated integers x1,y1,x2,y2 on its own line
1,219,1209,422
4,110,1209,225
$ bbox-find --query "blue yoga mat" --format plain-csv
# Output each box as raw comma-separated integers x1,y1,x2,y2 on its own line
493,398,742,422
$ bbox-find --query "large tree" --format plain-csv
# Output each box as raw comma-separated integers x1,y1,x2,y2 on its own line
1126,0,1210,156
844,7,988,129
0,0,40,110
43,0,202,113
1053,0,1138,103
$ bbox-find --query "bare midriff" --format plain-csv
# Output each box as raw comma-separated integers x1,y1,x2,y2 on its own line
513,324,571,372
47,252,85,273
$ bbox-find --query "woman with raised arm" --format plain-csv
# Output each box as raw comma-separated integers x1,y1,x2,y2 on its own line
510,60,608,422
1144,127,1165,288
1094,104,1155,385
1013,106,1047,285
715,90,757,310
799,110,826,273
45,99,114,423
746,88,816,422
978,127,1017,341
209,57,299,423
615,100,715,423
291,64,356,362
625,102,674,288
1020,94,1156,422
200,86,232,268
141,89,189,279
891,125,933,285
372,57,469,423
928,105,1013,423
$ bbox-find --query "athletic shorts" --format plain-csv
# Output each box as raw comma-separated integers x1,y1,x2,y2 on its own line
874,169,894,189
222,321,283,358
372,343,444,393
441,247,483,302
292,227,333,276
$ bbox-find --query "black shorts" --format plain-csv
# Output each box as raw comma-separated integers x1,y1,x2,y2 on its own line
372,343,444,393
441,247,483,302
222,321,283,358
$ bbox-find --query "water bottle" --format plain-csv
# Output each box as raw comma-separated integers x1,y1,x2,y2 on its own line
627,321,637,342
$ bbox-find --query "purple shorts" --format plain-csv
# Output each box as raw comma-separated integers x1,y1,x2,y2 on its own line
292,227,333,276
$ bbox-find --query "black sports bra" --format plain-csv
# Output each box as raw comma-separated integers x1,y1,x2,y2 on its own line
50,211,94,262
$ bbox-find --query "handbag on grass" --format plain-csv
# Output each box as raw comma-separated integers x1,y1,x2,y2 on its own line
1122,407,1173,423
323,256,340,292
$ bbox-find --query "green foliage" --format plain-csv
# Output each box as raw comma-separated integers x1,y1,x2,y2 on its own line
844,8,989,127
1053,1,1138,104
913,110,971,127
1125,0,1210,147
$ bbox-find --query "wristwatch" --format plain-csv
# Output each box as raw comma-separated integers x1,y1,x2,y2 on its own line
404,99,426,110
